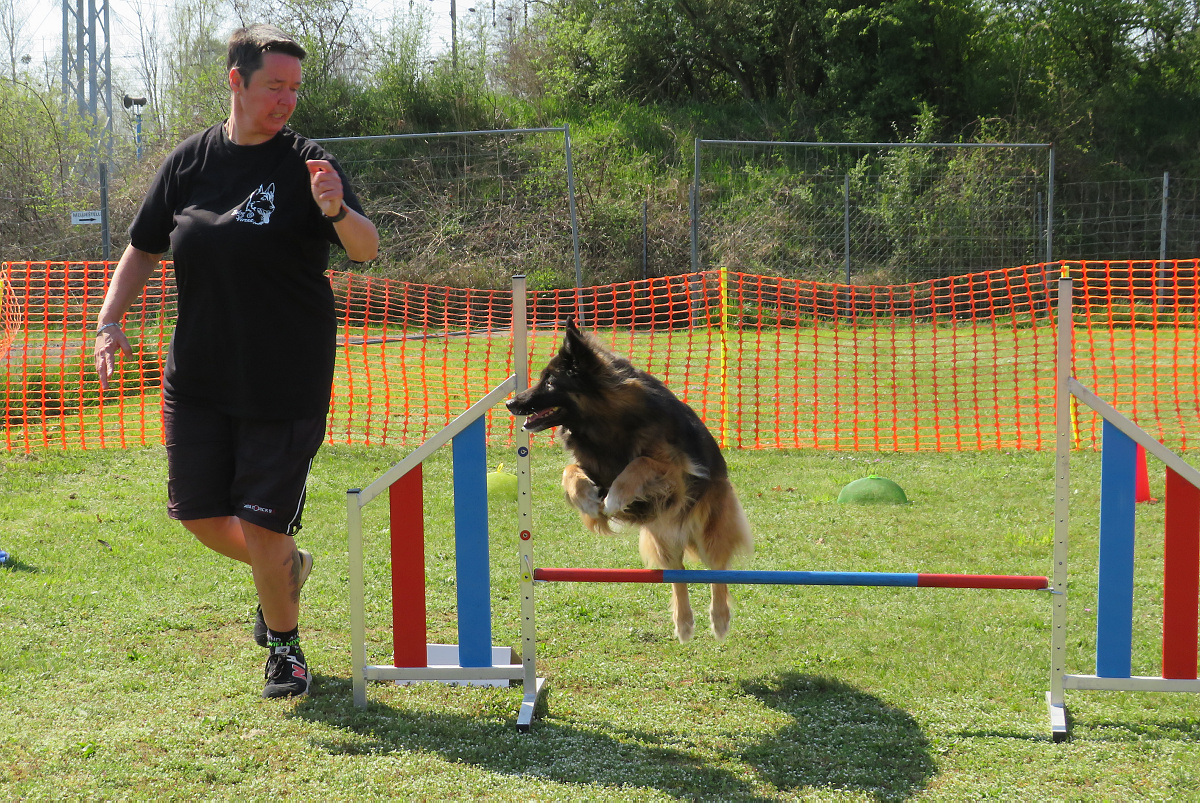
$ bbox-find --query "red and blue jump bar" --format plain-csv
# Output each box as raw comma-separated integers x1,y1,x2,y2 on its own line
534,567,1048,590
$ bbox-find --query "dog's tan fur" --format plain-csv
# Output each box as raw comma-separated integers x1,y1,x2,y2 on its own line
507,321,752,641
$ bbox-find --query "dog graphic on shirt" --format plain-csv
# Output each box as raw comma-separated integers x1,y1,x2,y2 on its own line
234,183,276,225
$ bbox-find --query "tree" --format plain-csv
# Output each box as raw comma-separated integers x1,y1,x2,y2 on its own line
0,0,31,82
512,0,992,136
163,0,228,135
128,0,167,138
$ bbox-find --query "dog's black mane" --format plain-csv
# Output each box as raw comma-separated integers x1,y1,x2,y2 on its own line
557,329,727,491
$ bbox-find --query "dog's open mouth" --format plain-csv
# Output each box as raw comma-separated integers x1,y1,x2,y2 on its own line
521,406,561,432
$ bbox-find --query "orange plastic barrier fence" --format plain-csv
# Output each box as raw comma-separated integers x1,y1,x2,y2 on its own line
1,263,21,357
2,260,1198,453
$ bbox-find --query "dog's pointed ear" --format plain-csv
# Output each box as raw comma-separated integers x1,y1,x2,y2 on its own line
563,317,583,350
561,318,601,374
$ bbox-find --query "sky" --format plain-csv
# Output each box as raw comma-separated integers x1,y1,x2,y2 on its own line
19,0,460,81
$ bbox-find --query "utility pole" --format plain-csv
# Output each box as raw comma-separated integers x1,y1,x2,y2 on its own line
62,0,113,259
61,0,113,156
450,0,458,71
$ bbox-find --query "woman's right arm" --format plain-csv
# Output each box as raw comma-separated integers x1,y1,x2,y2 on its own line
93,244,166,389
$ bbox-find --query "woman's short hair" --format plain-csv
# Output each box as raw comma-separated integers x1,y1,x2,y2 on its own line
227,24,306,82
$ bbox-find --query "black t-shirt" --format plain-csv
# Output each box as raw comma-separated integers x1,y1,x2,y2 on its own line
129,123,363,420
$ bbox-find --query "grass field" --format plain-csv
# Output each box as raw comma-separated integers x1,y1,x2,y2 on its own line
1,443,1198,800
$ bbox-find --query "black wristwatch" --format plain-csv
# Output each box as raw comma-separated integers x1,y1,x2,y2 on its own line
324,204,348,223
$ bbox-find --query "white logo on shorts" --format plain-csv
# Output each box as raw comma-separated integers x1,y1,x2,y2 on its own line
243,503,275,514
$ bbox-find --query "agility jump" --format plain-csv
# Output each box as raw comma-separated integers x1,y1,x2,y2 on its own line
346,274,1061,732
346,271,1199,739
1048,274,1200,742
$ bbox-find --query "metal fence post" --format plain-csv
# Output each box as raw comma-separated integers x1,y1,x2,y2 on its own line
843,173,851,285
1047,145,1055,263
1037,192,1044,262
563,124,583,300
100,162,110,261
1158,171,1170,307
642,199,648,281
691,139,701,274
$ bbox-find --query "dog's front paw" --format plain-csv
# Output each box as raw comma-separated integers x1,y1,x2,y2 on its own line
563,465,604,518
577,493,604,519
570,483,605,519
601,490,628,518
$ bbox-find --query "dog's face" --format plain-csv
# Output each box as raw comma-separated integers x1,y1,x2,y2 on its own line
235,183,276,225
506,320,607,432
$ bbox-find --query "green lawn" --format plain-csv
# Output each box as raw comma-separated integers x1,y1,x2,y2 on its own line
1,444,1197,800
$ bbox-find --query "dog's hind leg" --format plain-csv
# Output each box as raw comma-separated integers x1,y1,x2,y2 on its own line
639,525,694,642
709,583,731,641
670,583,694,643
694,481,752,641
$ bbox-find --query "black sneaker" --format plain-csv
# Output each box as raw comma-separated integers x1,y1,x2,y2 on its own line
262,644,310,698
253,548,313,647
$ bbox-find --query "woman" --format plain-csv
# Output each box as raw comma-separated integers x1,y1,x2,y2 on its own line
93,24,378,699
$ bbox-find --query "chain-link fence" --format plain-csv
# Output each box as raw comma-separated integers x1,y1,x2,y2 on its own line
6,133,1200,287
1055,174,1200,262
316,127,582,290
693,140,1054,284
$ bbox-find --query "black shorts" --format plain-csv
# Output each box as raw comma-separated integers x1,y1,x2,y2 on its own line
163,397,327,535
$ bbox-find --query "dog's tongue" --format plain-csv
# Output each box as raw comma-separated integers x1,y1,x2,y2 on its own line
524,407,555,427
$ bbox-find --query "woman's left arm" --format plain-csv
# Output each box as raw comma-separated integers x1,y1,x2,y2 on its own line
307,159,380,262
328,206,379,263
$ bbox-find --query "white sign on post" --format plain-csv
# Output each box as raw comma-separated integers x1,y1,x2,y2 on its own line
71,210,102,225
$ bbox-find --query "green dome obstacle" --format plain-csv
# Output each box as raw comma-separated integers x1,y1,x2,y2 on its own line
486,464,519,501
837,475,909,505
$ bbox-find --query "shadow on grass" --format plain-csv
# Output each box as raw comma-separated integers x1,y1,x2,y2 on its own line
740,673,936,801
294,672,935,800
1063,717,1200,742
0,556,39,573
294,675,770,800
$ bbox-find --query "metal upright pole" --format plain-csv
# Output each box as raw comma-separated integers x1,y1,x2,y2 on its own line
451,0,458,71
61,2,69,106
1046,145,1055,263
99,163,110,260
691,141,701,273
1037,192,1044,262
512,274,545,731
348,488,367,707
1159,172,1170,308
87,0,97,120
563,124,585,324
101,0,112,159
1161,171,1170,261
843,173,851,285
1048,273,1072,742
642,199,648,281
